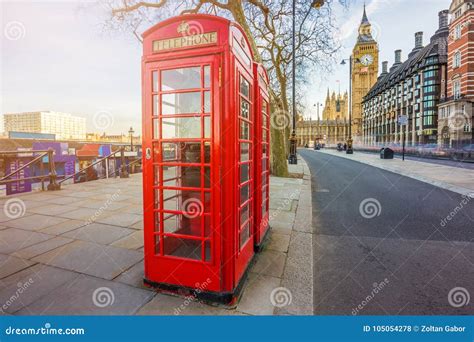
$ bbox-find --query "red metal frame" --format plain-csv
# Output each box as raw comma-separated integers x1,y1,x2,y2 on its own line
253,63,271,250
142,14,263,301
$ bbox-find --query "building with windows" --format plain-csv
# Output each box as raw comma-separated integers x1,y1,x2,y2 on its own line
362,10,449,146
3,111,86,140
438,0,474,148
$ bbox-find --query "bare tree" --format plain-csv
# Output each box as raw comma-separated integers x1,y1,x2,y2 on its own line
103,0,347,176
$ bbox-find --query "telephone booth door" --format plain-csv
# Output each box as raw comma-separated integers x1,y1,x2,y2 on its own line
254,63,270,249
142,55,222,291
233,61,256,282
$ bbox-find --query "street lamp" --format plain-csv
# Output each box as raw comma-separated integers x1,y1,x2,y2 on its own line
289,0,325,164
340,56,359,154
128,126,135,152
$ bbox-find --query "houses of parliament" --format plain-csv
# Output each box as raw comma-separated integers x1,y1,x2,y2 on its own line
296,5,379,146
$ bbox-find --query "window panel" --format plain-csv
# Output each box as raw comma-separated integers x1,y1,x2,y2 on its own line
240,143,250,161
162,117,201,139
162,92,201,115
163,236,201,260
240,121,250,140
162,67,201,91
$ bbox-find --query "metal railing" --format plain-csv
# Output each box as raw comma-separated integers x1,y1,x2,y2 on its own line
0,148,60,191
59,147,139,185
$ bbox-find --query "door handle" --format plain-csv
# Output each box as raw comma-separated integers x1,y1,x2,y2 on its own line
145,147,152,160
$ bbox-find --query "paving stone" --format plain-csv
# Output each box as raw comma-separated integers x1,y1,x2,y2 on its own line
266,233,291,253
44,196,84,205
111,231,143,250
40,219,87,235
137,293,234,315
0,264,79,313
16,274,154,315
236,273,281,315
4,214,69,232
28,204,79,216
129,220,143,230
122,205,143,215
95,213,142,228
0,254,36,279
13,237,74,259
20,193,62,202
62,223,134,245
57,208,112,221
251,250,286,278
0,228,53,255
114,260,146,288
32,240,143,280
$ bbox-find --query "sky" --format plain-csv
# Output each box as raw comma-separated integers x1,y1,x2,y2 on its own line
1,0,450,134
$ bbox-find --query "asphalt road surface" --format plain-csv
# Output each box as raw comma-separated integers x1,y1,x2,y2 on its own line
299,149,474,315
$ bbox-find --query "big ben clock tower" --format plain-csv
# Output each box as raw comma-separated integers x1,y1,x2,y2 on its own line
351,5,379,143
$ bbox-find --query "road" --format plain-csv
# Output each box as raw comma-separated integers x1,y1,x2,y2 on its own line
299,149,474,315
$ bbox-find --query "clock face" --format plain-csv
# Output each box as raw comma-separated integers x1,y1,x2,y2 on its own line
360,54,374,66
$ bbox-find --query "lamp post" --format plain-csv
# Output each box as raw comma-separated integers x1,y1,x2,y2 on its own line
128,126,135,152
314,103,322,146
288,0,325,164
340,56,359,154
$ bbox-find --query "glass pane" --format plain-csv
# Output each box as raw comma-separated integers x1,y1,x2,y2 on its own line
240,100,250,119
240,163,249,183
240,222,250,249
162,117,201,139
154,188,160,208
162,67,201,91
204,117,211,138
240,121,250,140
204,240,211,262
240,183,250,204
240,76,250,98
162,142,201,164
154,234,160,254
240,204,249,226
162,166,202,188
204,66,210,88
204,215,211,237
153,119,159,139
204,91,211,113
163,236,201,260
154,212,160,232
163,212,201,237
262,100,267,113
240,143,250,161
162,92,201,115
153,71,158,92
262,158,267,172
204,142,211,163
204,166,211,188
153,95,159,116
154,165,160,185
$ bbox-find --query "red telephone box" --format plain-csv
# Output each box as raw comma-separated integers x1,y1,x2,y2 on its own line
141,14,263,303
253,63,271,251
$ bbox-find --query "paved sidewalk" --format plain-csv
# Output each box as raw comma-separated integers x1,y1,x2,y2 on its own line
314,148,474,196
0,163,313,316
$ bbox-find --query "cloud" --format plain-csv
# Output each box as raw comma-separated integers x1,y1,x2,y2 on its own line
337,0,399,41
